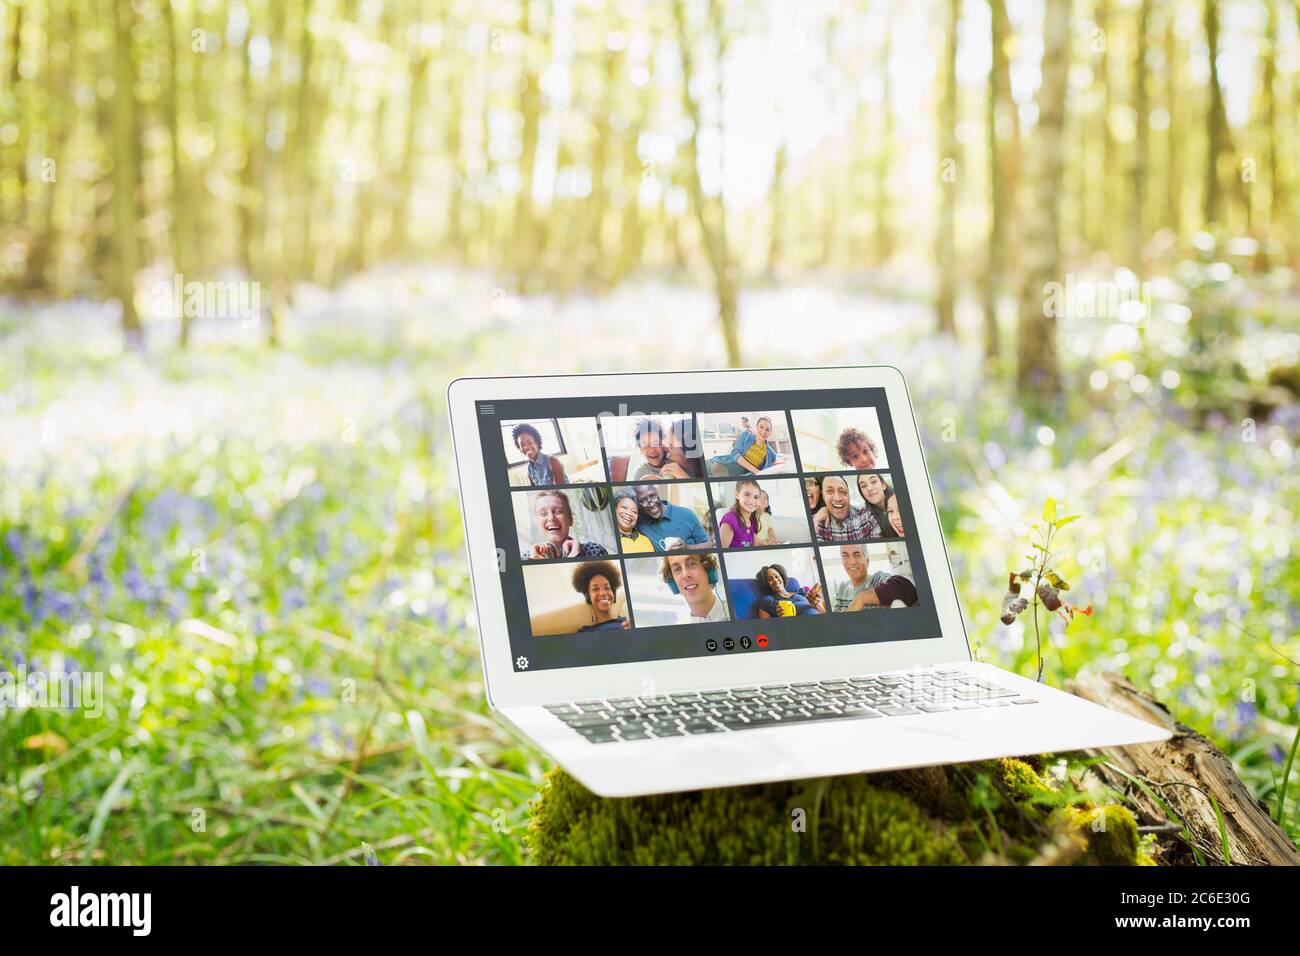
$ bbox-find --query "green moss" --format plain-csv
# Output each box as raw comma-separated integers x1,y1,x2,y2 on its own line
996,757,1057,803
1058,804,1144,866
527,768,965,865
528,761,1152,866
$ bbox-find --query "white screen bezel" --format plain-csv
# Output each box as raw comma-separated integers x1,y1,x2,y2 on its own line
447,366,971,707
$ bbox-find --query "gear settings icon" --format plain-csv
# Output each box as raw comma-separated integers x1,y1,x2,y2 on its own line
515,655,530,671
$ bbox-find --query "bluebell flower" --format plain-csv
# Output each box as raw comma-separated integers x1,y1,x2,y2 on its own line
1235,700,1257,727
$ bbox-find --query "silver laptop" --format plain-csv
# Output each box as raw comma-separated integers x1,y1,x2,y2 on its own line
447,366,1169,797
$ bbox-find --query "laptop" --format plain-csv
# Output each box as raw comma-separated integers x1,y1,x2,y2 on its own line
447,366,1170,797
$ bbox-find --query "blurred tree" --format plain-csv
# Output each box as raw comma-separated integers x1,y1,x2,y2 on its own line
161,0,193,346
1017,0,1072,401
0,0,1295,365
111,0,143,346
982,0,1012,362
767,137,786,275
673,0,740,366
874,18,895,264
1163,3,1182,236
514,0,544,292
1204,0,1232,226
935,0,959,337
1130,0,1151,268
1259,0,1280,240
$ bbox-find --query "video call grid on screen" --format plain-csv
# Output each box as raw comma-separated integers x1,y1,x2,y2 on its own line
480,388,943,672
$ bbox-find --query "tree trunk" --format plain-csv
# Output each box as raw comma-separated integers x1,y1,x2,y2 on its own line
238,6,258,281
111,0,143,347
514,0,543,292
1203,0,1231,227
445,68,465,256
981,0,1010,363
1016,0,1071,402
391,32,430,259
873,23,894,263
7,2,27,242
1094,0,1114,253
935,0,959,337
767,140,786,275
586,44,619,286
1163,6,1181,235
611,89,649,286
672,0,741,367
292,0,318,286
162,0,192,346
1261,0,1280,240
23,0,71,294
1129,0,1151,268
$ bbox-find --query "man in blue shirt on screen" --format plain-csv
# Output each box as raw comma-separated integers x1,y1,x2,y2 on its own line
632,484,711,551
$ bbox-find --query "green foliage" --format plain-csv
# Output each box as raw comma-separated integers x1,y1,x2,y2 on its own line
999,499,1093,681
2,256,1297,862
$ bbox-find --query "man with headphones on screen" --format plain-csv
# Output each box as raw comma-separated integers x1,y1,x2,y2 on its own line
662,553,728,623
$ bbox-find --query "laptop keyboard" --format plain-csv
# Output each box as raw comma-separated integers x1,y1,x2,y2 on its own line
546,668,1038,743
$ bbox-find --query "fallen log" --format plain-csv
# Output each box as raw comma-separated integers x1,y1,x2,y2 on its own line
1066,671,1299,866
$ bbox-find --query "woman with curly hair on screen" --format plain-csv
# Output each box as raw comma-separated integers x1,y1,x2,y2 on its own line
512,423,567,486
754,564,824,617
571,561,630,631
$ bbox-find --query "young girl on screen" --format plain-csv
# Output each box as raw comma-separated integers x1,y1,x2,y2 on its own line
719,479,761,548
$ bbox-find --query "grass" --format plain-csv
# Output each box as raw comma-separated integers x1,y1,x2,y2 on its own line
1,261,1297,864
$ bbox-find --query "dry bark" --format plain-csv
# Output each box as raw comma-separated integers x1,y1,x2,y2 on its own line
1067,671,1300,866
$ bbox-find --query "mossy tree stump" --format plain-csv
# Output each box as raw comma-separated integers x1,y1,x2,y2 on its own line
528,756,1147,865
527,673,1300,866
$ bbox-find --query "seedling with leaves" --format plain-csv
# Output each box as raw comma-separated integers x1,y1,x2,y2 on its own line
1001,497,1093,682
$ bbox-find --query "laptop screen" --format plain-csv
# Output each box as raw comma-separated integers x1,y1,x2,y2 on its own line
475,387,943,672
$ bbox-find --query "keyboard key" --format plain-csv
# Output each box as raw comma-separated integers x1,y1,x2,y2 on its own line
569,716,617,729
839,706,883,718
682,721,724,735
560,668,1029,741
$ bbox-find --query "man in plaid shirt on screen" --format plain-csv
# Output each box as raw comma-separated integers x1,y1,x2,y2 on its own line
812,475,881,541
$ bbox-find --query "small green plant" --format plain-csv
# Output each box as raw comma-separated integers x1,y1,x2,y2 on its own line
1000,497,1093,682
